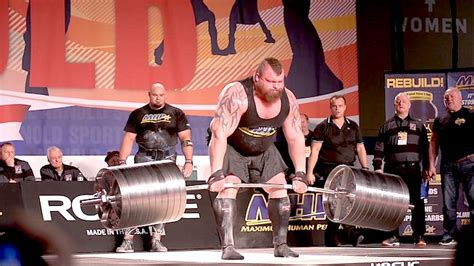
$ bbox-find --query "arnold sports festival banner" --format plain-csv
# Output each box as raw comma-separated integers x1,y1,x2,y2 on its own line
0,0,359,161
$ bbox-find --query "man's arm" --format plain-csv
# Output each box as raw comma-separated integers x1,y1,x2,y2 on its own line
21,161,35,181
372,125,386,172
281,89,307,193
306,141,322,185
208,82,247,176
119,132,137,164
356,143,368,169
281,89,305,174
420,123,430,174
40,166,54,181
178,129,193,178
0,162,14,182
427,131,439,177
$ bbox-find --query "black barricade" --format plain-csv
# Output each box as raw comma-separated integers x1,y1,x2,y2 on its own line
0,183,23,226
1,181,469,253
2,181,220,253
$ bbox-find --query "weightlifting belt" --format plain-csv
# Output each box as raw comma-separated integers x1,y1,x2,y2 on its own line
138,148,175,160
386,162,419,168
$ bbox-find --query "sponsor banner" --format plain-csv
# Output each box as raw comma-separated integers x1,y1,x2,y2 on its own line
10,107,212,156
2,182,330,253
447,71,474,110
385,73,447,137
400,183,470,237
0,0,359,156
14,181,219,253
234,190,326,248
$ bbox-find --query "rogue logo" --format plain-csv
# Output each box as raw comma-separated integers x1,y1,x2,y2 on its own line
40,195,98,221
39,193,202,222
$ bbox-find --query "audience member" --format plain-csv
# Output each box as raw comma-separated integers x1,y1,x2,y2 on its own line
40,146,84,181
0,142,35,182
104,150,121,167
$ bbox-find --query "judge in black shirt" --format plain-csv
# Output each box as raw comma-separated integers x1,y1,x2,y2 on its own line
428,87,474,246
373,92,429,247
307,95,368,247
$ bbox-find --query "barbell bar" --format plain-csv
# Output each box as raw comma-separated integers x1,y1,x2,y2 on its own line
80,161,413,232
186,183,356,197
80,183,356,207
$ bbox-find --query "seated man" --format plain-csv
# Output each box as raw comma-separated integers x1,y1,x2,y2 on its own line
0,142,35,182
40,146,84,181
104,150,121,167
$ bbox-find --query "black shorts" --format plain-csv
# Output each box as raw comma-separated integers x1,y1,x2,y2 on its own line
223,144,288,183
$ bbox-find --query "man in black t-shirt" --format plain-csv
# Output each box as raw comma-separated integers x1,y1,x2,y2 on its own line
0,142,35,183
307,95,368,247
428,87,474,246
40,146,84,181
117,83,194,253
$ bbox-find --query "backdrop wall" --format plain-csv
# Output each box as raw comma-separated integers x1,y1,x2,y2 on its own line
0,0,359,169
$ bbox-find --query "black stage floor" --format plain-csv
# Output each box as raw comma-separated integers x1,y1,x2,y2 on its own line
44,243,459,266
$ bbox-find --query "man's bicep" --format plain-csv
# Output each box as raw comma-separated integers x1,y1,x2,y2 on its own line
212,83,246,137
311,142,323,153
121,132,137,147
177,129,191,141
282,90,302,138
124,131,137,140
429,132,439,150
356,143,367,153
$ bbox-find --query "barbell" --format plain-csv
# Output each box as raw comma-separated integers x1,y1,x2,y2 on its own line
80,161,412,232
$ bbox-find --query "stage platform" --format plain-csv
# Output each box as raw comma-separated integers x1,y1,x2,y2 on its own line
44,244,457,266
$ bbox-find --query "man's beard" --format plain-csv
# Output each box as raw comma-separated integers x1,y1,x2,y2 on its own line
263,90,282,103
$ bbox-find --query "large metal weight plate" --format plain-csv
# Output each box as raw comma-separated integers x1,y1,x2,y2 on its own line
94,169,122,228
323,165,410,231
94,161,187,229
88,162,413,231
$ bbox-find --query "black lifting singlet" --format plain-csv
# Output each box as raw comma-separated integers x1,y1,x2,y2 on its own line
228,77,290,156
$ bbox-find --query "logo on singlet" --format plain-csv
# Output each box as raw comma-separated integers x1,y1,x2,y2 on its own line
238,126,277,137
141,113,172,124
